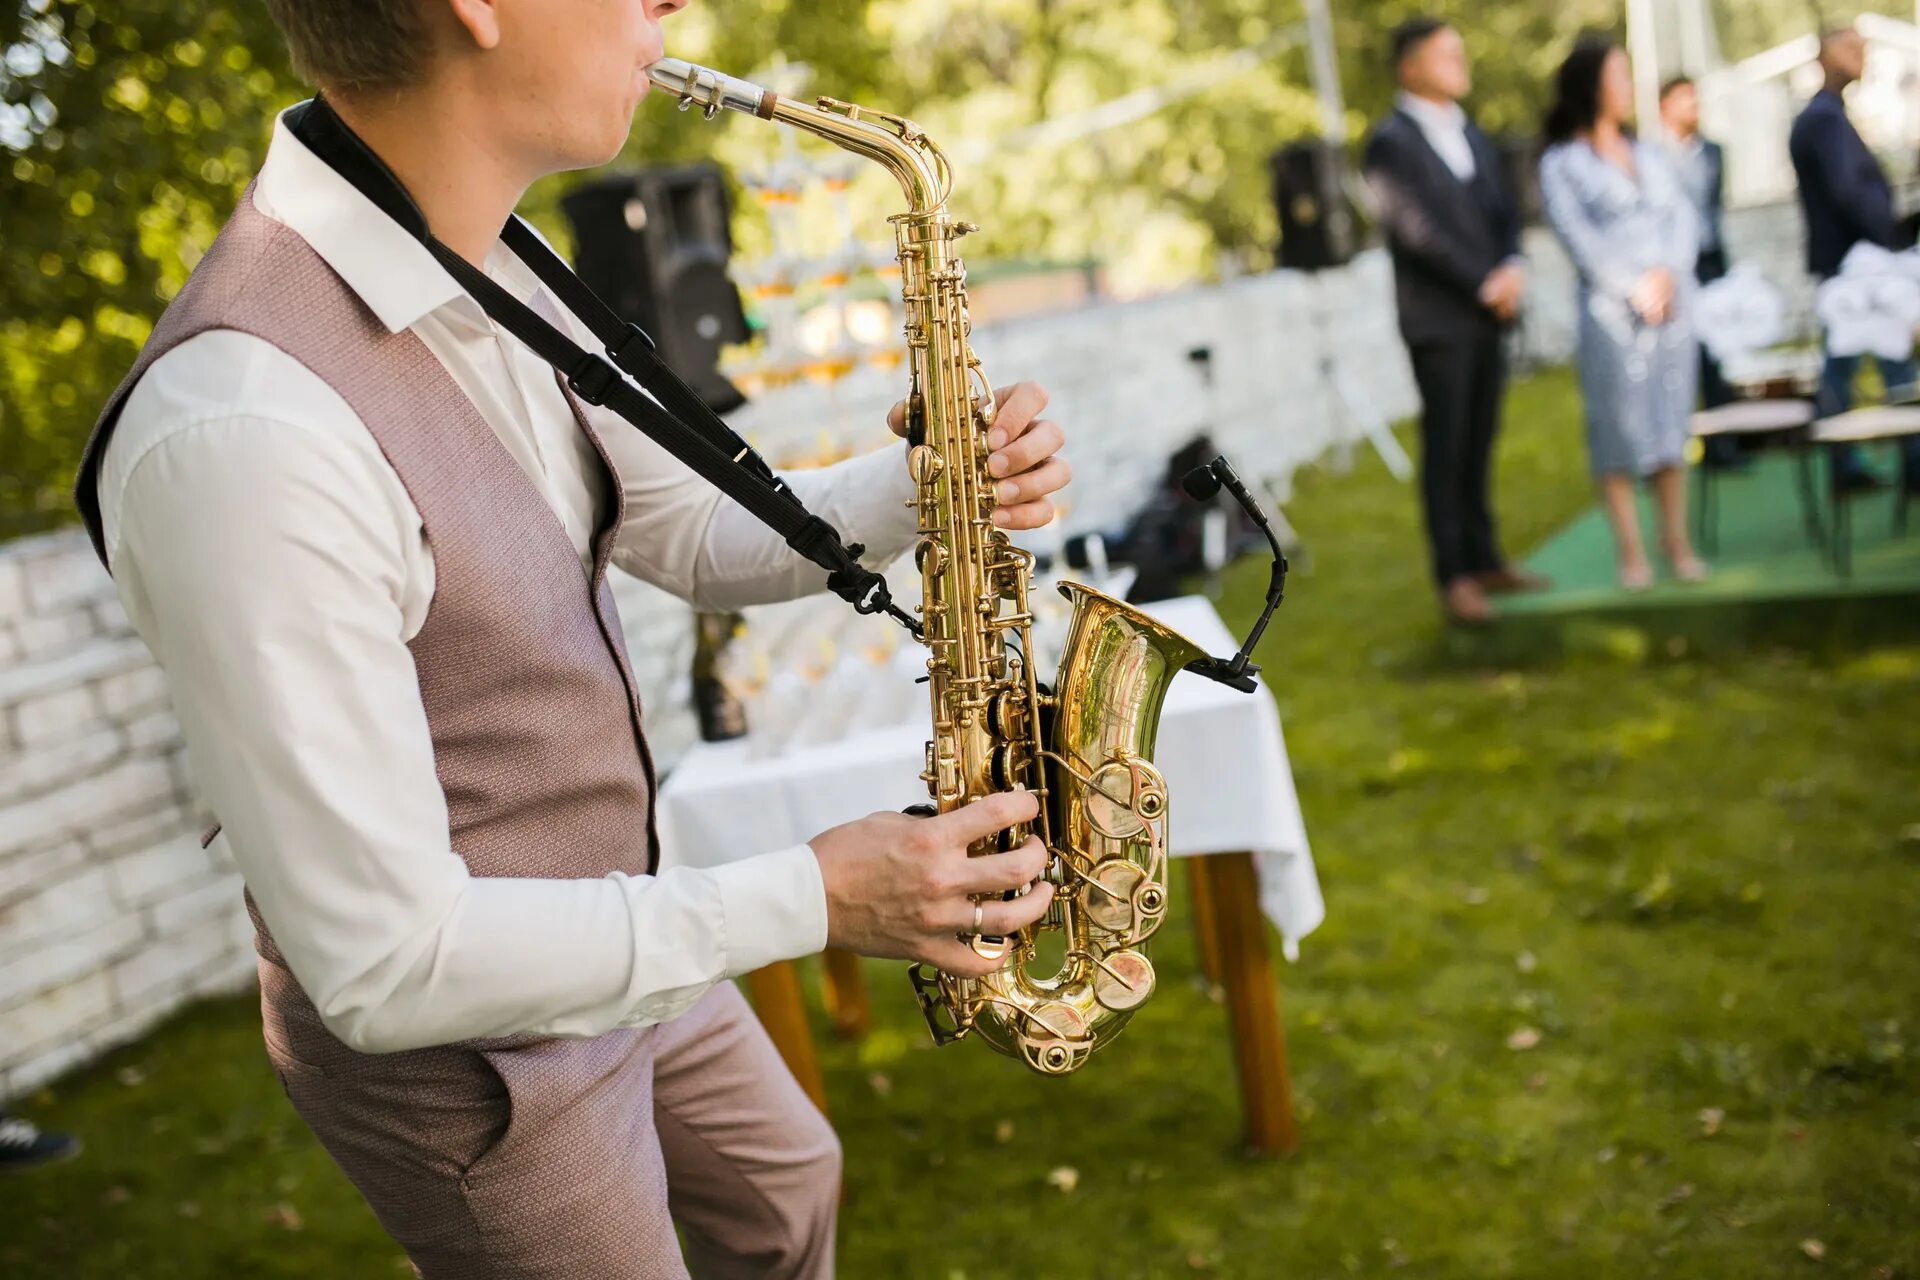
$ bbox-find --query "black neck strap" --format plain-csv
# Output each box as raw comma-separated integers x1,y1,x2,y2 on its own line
286,97,918,635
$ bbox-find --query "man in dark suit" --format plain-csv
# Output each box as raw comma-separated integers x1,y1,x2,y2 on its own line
1364,17,1545,626
1790,26,1918,490
1658,75,1742,468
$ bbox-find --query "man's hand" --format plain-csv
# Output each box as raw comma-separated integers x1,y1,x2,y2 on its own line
1478,262,1527,322
809,790,1055,978
889,381,1068,530
1628,267,1676,326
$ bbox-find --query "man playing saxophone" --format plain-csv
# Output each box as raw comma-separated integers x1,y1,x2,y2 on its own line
72,0,1073,1274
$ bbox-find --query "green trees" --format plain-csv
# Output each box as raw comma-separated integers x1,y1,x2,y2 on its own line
3,2,295,534
0,0,1869,534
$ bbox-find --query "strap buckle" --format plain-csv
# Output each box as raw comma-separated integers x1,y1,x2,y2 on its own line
609,323,657,366
566,355,622,406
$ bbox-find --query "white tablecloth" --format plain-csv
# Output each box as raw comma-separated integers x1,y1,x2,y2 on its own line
657,595,1325,957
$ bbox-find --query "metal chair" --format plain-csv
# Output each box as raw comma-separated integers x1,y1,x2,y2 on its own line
1688,399,1822,556
1808,406,1920,576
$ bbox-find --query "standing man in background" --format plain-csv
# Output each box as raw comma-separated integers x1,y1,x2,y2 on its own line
1364,17,1547,628
1657,75,1743,470
1790,25,1919,491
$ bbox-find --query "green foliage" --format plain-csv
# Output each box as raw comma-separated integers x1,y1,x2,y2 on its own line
0,0,1863,536
1,1,298,535
5,370,1917,1278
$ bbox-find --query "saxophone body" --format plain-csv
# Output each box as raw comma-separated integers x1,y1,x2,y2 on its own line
649,59,1205,1075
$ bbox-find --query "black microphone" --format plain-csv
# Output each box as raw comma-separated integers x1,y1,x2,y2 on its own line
1178,455,1287,693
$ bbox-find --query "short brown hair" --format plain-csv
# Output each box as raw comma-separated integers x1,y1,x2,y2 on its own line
264,0,430,93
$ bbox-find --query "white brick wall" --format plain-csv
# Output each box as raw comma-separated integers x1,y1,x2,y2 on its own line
0,209,1816,1101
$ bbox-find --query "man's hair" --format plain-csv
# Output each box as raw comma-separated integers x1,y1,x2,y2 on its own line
1390,18,1450,68
1658,75,1694,102
264,0,430,93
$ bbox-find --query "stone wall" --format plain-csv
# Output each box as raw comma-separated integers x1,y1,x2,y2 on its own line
0,201,1816,1100
0,534,253,1099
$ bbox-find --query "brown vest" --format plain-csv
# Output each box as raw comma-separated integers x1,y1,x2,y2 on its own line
74,190,659,1049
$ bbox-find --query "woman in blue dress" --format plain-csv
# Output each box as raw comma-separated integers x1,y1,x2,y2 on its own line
1539,38,1708,589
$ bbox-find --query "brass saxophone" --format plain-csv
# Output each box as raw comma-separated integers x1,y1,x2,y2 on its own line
649,58,1205,1075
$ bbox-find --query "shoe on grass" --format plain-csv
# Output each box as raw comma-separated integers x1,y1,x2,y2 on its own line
1476,565,1551,594
0,1115,82,1173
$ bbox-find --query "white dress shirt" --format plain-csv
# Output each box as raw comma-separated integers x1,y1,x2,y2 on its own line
1397,91,1476,183
96,111,919,1053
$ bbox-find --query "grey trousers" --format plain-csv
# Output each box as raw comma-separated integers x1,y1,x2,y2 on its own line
263,976,840,1279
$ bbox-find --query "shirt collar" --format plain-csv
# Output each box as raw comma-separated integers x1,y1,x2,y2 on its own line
1397,91,1468,134
254,103,547,335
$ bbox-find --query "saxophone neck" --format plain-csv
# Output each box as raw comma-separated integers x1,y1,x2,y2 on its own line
646,57,950,212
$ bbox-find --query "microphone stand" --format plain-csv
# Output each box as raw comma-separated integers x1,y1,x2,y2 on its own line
1178,455,1288,693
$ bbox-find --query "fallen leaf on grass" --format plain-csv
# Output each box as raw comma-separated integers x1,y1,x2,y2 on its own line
1798,1238,1825,1261
1046,1166,1079,1193
102,1186,130,1206
1698,1107,1725,1137
867,1072,892,1097
268,1203,304,1231
1515,950,1537,974
1656,1183,1694,1211
116,1066,146,1087
176,1201,201,1219
1897,823,1920,845
993,1119,1014,1144
1506,1027,1542,1051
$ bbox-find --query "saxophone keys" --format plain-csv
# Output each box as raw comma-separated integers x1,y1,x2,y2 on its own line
1017,1002,1091,1076
1083,858,1147,934
1091,949,1156,1012
906,443,943,486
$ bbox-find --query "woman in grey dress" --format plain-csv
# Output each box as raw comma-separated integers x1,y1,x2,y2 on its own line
1539,38,1708,589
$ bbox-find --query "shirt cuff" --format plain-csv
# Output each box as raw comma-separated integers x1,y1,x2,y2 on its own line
708,842,830,976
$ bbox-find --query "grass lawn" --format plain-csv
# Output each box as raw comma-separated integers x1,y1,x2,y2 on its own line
6,367,1918,1279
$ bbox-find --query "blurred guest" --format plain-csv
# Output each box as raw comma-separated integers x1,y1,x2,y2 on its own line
1790,26,1918,491
1539,38,1707,590
1363,17,1545,628
0,1112,82,1172
1657,75,1742,470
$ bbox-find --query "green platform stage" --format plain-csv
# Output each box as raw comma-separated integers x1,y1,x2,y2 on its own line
1488,444,1920,647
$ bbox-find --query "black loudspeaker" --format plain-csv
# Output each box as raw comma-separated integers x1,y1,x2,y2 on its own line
561,165,750,412
1271,140,1354,271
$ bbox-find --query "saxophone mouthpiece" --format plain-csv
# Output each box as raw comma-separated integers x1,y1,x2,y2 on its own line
645,57,778,121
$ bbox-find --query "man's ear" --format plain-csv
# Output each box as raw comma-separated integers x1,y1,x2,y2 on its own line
443,0,503,51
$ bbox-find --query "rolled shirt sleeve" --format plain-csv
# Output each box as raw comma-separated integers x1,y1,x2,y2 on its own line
594,396,920,612
100,334,828,1054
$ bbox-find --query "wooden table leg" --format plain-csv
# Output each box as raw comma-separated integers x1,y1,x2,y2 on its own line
1184,857,1224,986
1199,851,1298,1156
820,948,872,1039
743,962,829,1116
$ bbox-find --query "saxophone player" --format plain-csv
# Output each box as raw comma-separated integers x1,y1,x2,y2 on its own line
72,0,1072,1273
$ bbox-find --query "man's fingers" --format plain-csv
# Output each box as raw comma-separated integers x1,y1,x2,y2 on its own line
949,836,1049,895
992,499,1055,530
932,789,1039,845
992,456,1070,506
984,382,1048,450
924,938,1003,980
987,419,1063,478
977,879,1054,935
